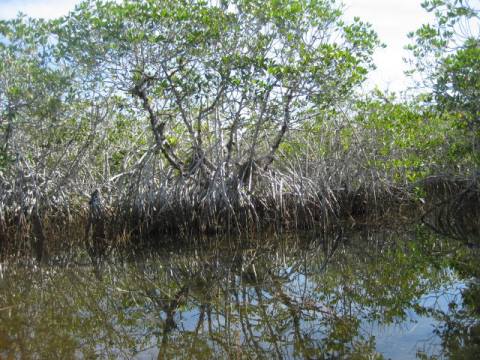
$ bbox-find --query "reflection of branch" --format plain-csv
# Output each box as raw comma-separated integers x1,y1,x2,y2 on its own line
233,286,264,356
319,233,342,273
254,286,283,358
157,285,189,360
271,282,305,356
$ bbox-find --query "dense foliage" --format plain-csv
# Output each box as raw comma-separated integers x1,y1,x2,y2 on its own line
0,0,478,251
407,0,480,167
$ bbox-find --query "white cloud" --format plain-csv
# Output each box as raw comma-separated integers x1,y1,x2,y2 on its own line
343,0,434,93
0,0,80,20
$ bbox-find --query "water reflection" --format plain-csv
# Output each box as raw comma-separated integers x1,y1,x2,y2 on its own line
0,226,478,359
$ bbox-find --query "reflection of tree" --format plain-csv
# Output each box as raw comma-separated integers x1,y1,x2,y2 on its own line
422,246,480,360
0,228,469,359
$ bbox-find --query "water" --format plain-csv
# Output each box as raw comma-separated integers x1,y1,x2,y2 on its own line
0,225,479,359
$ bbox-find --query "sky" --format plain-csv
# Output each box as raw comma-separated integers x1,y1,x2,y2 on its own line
0,0,433,93
343,0,433,93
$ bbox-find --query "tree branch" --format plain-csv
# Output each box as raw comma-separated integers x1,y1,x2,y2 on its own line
131,75,184,173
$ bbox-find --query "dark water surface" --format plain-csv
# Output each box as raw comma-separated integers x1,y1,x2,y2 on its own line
0,225,479,359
